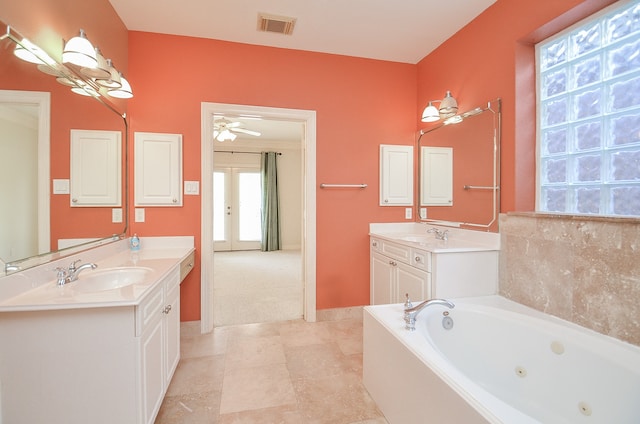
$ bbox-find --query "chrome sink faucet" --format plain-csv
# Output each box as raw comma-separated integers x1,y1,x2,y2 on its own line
403,294,455,331
427,227,449,241
56,259,98,286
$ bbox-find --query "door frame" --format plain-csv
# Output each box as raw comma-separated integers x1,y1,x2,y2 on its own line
200,102,316,333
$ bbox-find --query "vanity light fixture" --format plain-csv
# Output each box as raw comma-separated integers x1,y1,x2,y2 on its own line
107,73,133,98
421,91,459,122
95,59,122,89
80,47,111,79
62,29,97,68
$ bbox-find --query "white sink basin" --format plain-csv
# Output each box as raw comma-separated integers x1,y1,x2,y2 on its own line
397,235,436,244
72,267,153,292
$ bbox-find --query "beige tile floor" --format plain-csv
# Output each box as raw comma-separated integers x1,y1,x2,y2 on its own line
155,318,389,424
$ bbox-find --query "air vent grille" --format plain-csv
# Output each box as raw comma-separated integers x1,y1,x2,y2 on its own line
257,13,296,35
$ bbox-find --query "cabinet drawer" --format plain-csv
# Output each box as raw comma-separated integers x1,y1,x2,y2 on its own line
180,250,195,282
411,248,431,271
136,285,163,337
165,268,180,293
380,240,412,264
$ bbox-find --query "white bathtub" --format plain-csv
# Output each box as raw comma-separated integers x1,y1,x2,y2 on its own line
363,295,640,424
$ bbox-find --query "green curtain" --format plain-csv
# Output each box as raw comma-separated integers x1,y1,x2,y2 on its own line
260,152,281,251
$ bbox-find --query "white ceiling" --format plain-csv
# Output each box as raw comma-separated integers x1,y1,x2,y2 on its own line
108,0,496,64
108,0,496,141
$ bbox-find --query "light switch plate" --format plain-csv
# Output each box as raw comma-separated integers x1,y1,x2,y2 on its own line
184,180,200,195
135,208,145,223
53,179,70,194
112,208,123,223
405,208,412,219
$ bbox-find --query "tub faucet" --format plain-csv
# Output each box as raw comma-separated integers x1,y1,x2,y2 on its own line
404,297,455,331
427,227,448,241
56,260,98,286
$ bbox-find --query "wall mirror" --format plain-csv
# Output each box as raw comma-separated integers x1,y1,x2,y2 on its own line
0,21,128,275
417,98,501,232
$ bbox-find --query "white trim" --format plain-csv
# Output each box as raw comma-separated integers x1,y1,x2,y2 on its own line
0,90,50,255
200,102,316,333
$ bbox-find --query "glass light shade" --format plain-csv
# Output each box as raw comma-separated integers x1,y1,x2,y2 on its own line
439,91,458,117
71,83,99,97
62,30,97,68
216,130,236,142
107,74,133,98
81,48,110,79
95,59,122,88
14,39,54,65
421,102,440,122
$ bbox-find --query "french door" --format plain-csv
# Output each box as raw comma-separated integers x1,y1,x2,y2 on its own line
213,167,262,251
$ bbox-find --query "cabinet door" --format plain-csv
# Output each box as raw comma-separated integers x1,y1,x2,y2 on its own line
70,129,121,206
371,252,394,305
141,315,164,424
380,144,413,206
396,261,429,303
134,132,183,206
420,146,453,206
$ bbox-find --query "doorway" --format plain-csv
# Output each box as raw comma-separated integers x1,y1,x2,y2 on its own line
200,103,317,333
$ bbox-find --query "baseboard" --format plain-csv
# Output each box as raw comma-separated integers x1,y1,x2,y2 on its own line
316,306,364,321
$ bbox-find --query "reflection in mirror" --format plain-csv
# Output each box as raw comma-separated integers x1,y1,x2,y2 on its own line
0,22,127,275
417,98,501,232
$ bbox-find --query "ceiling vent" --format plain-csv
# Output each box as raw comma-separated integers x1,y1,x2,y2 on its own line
257,13,296,35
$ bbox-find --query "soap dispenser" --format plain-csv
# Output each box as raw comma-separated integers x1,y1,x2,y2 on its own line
130,233,140,251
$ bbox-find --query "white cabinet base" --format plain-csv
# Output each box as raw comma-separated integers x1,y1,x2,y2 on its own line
0,269,181,424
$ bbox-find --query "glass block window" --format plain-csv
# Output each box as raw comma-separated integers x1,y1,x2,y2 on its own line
537,0,640,217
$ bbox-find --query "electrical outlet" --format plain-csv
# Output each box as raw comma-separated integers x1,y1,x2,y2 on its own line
112,208,123,223
405,208,412,219
135,208,145,223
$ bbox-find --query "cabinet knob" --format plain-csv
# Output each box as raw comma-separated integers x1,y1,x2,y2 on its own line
172,198,178,203
72,198,77,203
415,256,421,262
163,305,172,314
372,241,378,247
389,261,397,266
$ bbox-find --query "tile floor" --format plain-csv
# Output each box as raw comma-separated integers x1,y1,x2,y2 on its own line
155,318,389,424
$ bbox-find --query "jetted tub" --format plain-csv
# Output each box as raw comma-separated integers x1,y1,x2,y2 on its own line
363,295,640,424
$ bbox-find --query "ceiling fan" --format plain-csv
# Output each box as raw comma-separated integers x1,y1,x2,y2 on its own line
213,118,261,142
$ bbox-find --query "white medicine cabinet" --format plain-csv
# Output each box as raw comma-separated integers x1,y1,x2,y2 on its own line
70,129,122,207
134,132,183,207
379,144,413,206
420,146,453,206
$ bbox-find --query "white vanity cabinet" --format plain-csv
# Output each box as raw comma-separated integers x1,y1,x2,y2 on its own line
138,267,181,424
370,235,498,304
0,267,181,424
370,237,431,304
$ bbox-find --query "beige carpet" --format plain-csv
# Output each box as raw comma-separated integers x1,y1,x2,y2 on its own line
212,249,303,326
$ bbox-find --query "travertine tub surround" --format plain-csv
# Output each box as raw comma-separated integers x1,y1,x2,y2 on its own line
499,212,640,346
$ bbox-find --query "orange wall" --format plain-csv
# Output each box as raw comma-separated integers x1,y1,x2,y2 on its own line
127,34,417,320
128,0,619,320
417,0,617,216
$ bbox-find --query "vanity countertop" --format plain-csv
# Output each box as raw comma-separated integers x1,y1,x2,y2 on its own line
369,222,500,253
0,238,194,313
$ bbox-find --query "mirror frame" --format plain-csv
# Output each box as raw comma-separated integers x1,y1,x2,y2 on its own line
416,98,501,230
1,23,128,275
